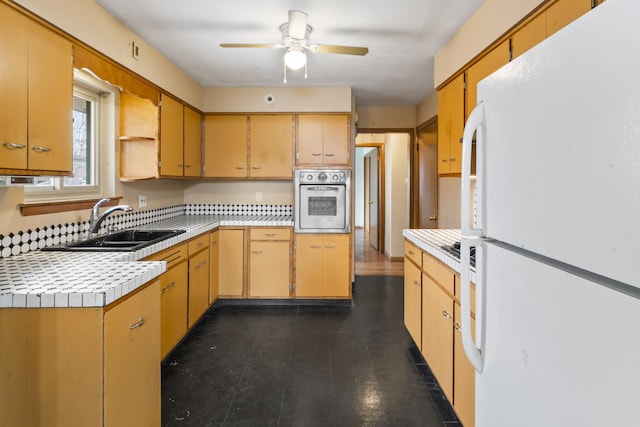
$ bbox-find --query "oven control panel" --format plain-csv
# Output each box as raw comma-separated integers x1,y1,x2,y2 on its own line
299,170,349,184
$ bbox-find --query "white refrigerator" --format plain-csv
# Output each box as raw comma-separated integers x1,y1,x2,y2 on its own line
459,0,640,426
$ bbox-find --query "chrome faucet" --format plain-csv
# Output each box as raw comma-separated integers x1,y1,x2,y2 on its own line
88,198,133,237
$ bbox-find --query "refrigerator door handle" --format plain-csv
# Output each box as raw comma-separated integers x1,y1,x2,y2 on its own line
461,237,484,373
461,101,484,237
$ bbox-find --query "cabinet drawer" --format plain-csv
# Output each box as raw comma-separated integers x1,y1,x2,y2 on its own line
188,233,209,255
422,253,454,295
249,228,291,241
144,243,187,269
404,240,422,267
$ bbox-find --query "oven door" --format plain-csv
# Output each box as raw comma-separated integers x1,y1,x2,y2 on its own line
297,184,347,232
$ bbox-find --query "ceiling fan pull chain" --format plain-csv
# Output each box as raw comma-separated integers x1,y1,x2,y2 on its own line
283,60,287,84
304,61,308,80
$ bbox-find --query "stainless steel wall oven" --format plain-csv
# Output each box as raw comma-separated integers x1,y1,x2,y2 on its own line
294,169,351,233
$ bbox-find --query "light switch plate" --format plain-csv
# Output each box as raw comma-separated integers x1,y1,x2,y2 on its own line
138,194,147,208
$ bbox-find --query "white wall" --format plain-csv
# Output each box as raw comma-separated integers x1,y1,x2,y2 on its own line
384,133,410,259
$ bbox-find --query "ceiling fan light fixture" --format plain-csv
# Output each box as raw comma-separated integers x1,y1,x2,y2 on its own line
284,49,306,70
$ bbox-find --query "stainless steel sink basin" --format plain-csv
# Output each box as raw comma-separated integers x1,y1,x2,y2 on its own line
42,229,186,252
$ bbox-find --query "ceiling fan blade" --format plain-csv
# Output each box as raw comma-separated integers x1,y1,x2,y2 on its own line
288,10,308,39
220,43,282,49
312,44,369,56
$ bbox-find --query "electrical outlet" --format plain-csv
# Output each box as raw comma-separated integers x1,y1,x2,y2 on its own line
256,192,262,202
138,193,147,208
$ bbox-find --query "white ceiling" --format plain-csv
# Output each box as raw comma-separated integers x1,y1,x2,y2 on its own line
96,0,484,107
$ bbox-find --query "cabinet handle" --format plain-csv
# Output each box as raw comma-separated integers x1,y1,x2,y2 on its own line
264,233,275,237
310,245,322,249
130,318,145,329
2,142,26,149
167,281,176,289
324,244,335,249
408,250,415,255
442,310,452,319
194,260,206,270
211,240,218,244
454,322,462,332
197,241,204,247
32,146,52,153
160,287,167,294
442,159,449,163
312,153,322,157
252,250,262,255
413,280,419,286
235,166,245,170
251,166,262,170
185,164,191,168
325,153,335,157
449,158,457,162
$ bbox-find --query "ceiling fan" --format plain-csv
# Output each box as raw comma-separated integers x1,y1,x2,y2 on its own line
220,10,369,83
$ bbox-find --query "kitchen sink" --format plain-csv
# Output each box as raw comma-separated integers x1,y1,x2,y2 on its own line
41,229,186,252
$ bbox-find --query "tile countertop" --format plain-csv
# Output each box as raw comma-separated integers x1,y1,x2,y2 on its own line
0,215,293,309
402,228,477,283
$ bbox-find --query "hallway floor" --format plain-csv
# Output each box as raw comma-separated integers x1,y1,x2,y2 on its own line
161,275,461,426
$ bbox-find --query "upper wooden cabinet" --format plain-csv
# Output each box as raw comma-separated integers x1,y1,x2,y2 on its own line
511,11,547,60
546,0,593,37
119,92,202,180
184,106,202,177
204,115,248,178
0,3,72,175
437,74,465,175
465,40,510,120
204,114,293,178
249,115,294,178
296,114,350,166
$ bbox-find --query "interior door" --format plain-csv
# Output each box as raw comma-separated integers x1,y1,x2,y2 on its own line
365,149,379,250
363,155,370,232
417,121,438,229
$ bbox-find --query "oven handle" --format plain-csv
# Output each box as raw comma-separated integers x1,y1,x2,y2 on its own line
305,186,340,191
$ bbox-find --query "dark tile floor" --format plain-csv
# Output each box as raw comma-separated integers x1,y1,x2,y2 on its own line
161,275,461,426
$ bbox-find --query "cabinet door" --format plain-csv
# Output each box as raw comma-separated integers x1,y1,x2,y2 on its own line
27,19,72,172
322,114,350,164
322,234,350,297
404,260,422,350
296,115,324,164
454,303,476,427
160,261,188,358
511,12,547,60
546,0,593,37
209,230,220,304
437,74,464,174
0,4,28,170
0,309,28,426
422,274,454,402
466,40,510,120
104,280,160,427
294,234,324,297
183,106,202,177
249,115,293,178
188,247,210,327
204,115,248,177
218,229,245,296
249,241,291,297
159,94,185,176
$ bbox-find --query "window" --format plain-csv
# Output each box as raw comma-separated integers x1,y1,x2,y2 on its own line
24,69,116,202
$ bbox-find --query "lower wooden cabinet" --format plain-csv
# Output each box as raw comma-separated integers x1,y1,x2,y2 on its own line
104,281,161,427
210,230,220,303
218,229,245,297
454,302,476,427
404,240,476,427
0,279,161,426
248,228,291,298
160,261,188,358
422,273,455,403
294,234,350,298
188,244,210,328
404,258,422,350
